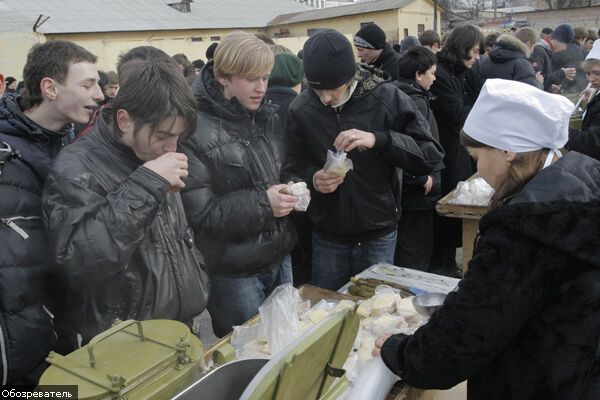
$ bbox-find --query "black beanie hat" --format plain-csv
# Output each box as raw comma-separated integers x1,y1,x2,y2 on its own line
303,29,356,90
206,42,218,59
354,23,386,50
551,24,574,45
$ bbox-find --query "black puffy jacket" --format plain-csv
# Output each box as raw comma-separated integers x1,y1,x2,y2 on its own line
393,78,442,210
568,92,600,160
477,34,542,90
0,96,64,384
283,65,444,244
42,111,209,347
181,63,295,277
382,151,600,399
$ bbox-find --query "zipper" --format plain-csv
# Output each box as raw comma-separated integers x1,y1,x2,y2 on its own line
334,110,350,234
0,312,9,385
1,216,40,240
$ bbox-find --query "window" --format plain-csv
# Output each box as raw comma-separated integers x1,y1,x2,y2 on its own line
210,36,221,41
191,37,203,42
418,24,425,35
403,28,409,38
360,22,374,28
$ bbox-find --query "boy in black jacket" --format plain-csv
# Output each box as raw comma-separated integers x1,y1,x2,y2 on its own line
393,47,443,271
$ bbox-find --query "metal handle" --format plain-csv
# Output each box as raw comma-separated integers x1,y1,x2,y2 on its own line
88,320,145,368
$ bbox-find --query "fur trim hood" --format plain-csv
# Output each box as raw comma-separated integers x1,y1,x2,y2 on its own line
490,34,531,60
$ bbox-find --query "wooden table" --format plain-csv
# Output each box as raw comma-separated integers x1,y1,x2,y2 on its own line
436,178,490,272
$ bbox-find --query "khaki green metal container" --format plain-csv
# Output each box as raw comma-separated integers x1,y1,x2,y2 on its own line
39,319,204,400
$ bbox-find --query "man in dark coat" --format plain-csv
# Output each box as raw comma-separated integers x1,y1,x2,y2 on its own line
377,79,600,400
43,58,209,349
354,23,401,80
551,24,588,94
181,32,296,337
0,40,103,384
393,46,443,271
568,46,600,160
477,34,542,89
283,29,444,291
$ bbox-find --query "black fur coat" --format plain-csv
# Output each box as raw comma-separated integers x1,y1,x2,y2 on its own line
381,151,600,399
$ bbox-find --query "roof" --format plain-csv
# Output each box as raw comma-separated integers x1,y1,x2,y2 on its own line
0,0,309,34
267,0,417,26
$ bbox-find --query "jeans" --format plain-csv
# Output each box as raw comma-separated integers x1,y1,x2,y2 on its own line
312,230,397,291
207,255,292,337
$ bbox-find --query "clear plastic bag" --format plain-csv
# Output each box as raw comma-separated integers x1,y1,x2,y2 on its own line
323,149,353,177
258,283,305,355
449,177,494,206
345,357,399,400
282,181,311,212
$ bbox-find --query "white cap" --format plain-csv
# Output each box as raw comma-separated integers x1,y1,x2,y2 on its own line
586,39,600,61
463,79,574,153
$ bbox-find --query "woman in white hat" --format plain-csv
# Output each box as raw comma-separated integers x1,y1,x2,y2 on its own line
568,39,600,160
374,79,600,399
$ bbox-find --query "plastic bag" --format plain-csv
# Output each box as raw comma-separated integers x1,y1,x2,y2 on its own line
282,181,311,212
323,149,353,177
449,177,494,206
258,283,305,355
345,357,399,400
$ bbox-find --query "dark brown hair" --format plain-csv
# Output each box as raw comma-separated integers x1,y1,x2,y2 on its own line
111,58,197,140
438,25,484,65
461,131,549,209
116,46,172,76
419,30,441,47
21,40,97,110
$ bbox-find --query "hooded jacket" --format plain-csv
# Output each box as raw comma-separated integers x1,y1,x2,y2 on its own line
381,151,600,399
0,96,66,384
181,62,295,277
42,111,210,347
477,34,542,90
283,65,444,244
568,91,600,160
393,78,442,210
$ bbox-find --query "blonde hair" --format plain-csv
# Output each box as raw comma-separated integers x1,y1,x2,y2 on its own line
214,31,274,80
460,131,550,209
583,58,600,72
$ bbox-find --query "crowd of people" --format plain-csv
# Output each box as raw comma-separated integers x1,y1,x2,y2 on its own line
1,20,599,398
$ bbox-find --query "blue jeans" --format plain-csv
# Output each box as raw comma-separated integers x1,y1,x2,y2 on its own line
312,231,397,291
207,255,292,337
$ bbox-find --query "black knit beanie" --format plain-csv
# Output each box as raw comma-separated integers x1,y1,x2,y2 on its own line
551,24,574,45
303,29,357,90
354,23,387,50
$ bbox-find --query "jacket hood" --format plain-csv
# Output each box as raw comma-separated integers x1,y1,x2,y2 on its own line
481,152,600,267
0,95,69,140
490,34,530,62
192,61,276,122
352,64,389,97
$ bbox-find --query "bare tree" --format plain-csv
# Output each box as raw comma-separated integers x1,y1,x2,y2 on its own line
454,0,486,19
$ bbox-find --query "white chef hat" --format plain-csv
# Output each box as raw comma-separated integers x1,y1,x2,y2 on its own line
586,39,600,61
463,79,574,153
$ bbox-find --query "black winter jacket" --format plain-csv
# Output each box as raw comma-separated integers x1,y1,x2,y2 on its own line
0,96,64,384
393,78,442,210
371,44,402,82
283,65,444,244
530,44,565,92
265,86,298,128
430,54,474,195
181,63,295,277
477,34,542,90
42,111,209,347
568,92,600,160
381,151,600,399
